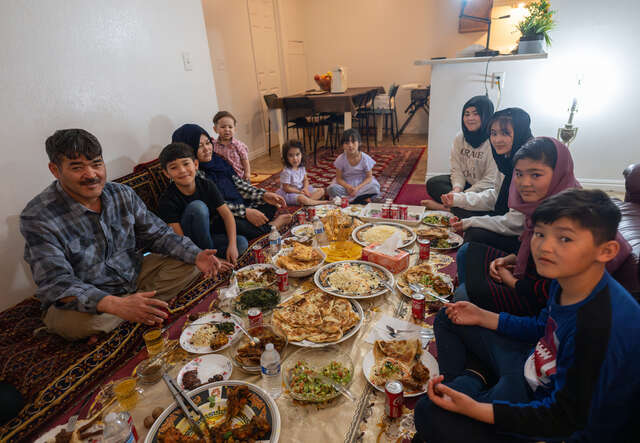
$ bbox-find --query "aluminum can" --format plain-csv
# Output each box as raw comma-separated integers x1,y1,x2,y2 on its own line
385,381,404,418
417,238,431,261
390,205,400,220
412,292,426,320
252,244,265,264
341,198,349,208
307,207,316,219
399,205,408,220
381,206,391,219
247,308,263,328
296,211,306,225
276,268,289,292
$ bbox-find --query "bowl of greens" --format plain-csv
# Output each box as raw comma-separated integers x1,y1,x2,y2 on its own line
283,346,354,402
232,287,281,316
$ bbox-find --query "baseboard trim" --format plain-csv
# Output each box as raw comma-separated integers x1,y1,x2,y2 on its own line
425,173,626,192
249,145,268,161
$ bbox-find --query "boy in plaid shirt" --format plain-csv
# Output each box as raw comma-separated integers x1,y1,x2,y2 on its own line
213,111,251,180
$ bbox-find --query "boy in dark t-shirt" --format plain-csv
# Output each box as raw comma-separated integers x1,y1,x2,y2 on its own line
413,189,640,442
158,143,248,264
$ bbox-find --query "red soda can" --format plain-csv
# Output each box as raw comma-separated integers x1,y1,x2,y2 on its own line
341,197,349,208
417,238,431,261
390,205,400,220
381,206,390,219
276,268,289,292
399,205,408,220
252,244,265,264
412,292,426,320
385,380,404,418
296,210,306,225
247,308,263,328
307,207,316,219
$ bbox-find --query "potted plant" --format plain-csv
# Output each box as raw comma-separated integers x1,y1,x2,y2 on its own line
516,0,555,54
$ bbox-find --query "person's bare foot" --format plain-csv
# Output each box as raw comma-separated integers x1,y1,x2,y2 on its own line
270,213,293,230
420,199,446,210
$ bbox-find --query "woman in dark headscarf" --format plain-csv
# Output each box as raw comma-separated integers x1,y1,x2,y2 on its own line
423,96,496,216
171,124,291,240
443,107,533,254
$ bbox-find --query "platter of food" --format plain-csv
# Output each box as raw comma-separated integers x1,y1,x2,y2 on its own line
395,263,454,298
235,263,278,290
274,243,326,277
341,205,364,217
313,204,338,217
351,222,416,249
430,232,463,251
314,260,394,299
421,211,453,228
272,290,363,347
320,241,362,263
283,347,354,402
360,203,425,227
177,354,233,390
321,208,363,242
232,287,280,316
179,312,243,354
362,339,438,397
230,325,288,373
291,223,314,238
146,381,280,443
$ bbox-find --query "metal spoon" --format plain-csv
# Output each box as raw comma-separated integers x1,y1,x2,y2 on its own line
408,283,451,304
317,374,356,402
234,321,260,345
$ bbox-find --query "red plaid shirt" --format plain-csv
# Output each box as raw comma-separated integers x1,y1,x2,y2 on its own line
213,138,249,178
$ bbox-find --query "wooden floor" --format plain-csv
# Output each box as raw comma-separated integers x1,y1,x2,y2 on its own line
251,134,428,185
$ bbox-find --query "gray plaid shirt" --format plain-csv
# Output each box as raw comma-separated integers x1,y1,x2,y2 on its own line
20,181,202,314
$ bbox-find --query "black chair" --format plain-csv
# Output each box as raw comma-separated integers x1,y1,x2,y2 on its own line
282,97,331,165
376,83,400,144
352,89,379,151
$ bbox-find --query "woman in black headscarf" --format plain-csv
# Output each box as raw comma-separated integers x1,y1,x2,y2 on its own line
423,95,496,216
444,107,534,253
171,124,291,241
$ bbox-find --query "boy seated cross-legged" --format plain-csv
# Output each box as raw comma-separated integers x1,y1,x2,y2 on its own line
158,143,248,266
413,189,640,442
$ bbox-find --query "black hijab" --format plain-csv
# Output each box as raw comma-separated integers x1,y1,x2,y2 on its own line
171,124,244,204
461,95,494,148
488,108,533,215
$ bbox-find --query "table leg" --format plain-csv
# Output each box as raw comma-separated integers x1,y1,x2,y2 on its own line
376,115,383,142
344,111,352,130
271,109,285,157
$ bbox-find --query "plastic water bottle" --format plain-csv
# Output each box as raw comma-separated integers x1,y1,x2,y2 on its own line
260,343,282,399
102,412,137,443
312,216,329,247
268,225,281,257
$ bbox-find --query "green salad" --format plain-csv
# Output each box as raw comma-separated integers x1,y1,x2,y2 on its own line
236,288,280,311
289,360,352,401
422,215,450,226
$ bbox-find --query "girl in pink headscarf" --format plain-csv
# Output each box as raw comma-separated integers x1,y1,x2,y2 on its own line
459,137,631,316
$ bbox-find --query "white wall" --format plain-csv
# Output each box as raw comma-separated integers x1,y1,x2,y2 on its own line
426,0,640,189
0,0,218,310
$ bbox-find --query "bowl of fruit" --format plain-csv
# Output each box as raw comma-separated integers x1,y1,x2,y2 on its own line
314,72,332,91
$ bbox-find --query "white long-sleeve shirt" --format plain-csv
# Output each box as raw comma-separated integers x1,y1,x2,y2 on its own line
452,172,503,211
449,133,498,192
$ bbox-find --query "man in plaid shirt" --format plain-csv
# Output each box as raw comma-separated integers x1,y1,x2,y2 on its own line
20,129,227,341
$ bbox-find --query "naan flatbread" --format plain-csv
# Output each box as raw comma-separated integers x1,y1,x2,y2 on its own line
373,339,421,366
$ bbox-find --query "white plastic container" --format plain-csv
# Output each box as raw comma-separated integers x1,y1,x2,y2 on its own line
268,225,282,257
102,412,137,443
260,343,282,399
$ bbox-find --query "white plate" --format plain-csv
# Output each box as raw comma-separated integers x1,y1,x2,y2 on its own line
291,223,315,238
351,222,417,249
431,231,464,251
362,348,439,397
421,210,454,228
396,273,454,299
314,260,394,299
272,246,326,277
313,204,338,217
179,312,243,354
341,205,364,216
35,419,98,443
279,296,364,347
235,263,278,289
361,203,425,227
176,354,233,389
145,380,281,443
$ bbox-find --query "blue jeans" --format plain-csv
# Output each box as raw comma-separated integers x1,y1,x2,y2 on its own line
413,310,534,443
180,201,248,258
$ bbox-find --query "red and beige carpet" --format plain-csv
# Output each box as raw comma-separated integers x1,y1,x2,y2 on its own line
256,145,425,203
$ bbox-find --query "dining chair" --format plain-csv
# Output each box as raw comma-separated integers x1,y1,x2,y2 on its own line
375,83,400,144
281,97,330,165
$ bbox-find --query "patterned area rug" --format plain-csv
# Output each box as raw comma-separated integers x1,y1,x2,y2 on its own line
256,146,425,202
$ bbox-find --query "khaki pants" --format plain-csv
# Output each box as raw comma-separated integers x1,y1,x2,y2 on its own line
43,254,201,341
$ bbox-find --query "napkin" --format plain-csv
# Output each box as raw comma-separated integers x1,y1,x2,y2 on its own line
373,231,403,256
366,314,434,348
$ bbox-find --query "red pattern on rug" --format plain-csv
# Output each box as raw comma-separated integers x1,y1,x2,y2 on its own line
394,183,431,205
257,146,425,202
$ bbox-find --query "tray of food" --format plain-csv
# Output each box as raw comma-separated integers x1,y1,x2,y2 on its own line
230,325,288,373
283,347,354,403
273,243,326,277
313,204,338,217
395,263,454,299
291,223,314,238
421,211,453,228
272,290,363,347
363,339,438,397
146,381,280,443
360,203,425,227
235,263,278,290
232,287,281,316
177,354,233,390
351,222,416,249
314,260,394,299
179,312,243,354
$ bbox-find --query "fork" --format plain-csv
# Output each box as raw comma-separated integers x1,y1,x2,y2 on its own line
385,324,433,337
408,283,450,304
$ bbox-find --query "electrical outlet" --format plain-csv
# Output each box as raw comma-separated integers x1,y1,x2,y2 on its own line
491,72,506,89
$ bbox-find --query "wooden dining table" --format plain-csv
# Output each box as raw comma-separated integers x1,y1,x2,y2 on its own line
269,86,385,155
